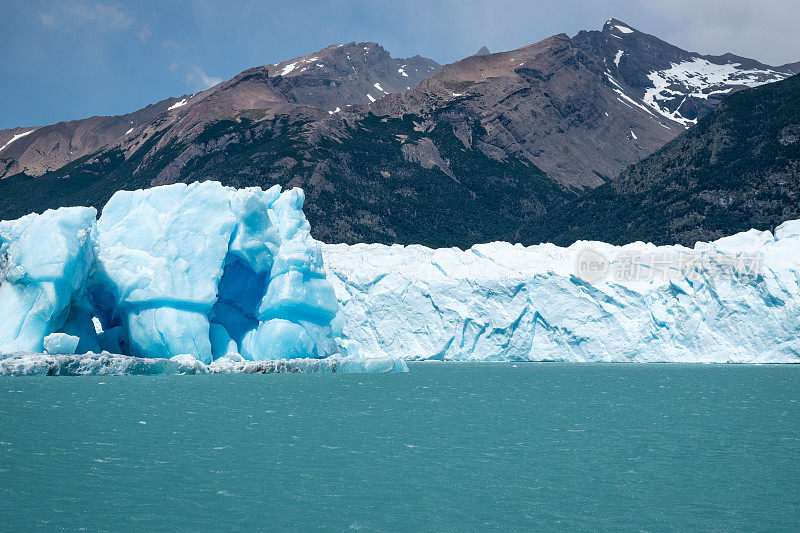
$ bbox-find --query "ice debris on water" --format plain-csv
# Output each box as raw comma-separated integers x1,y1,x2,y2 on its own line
0,352,407,376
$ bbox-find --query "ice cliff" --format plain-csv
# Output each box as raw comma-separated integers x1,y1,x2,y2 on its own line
323,221,800,363
92,181,340,363
2,181,798,368
0,181,406,373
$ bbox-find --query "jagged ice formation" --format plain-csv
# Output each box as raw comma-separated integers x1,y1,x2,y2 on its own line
0,181,386,370
2,181,798,368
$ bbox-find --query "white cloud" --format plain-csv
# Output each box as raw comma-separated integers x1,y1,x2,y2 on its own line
67,2,133,28
184,65,223,91
38,2,133,30
137,27,152,43
38,12,57,27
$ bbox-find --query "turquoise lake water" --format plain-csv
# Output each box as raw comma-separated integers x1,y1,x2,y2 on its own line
1,363,798,531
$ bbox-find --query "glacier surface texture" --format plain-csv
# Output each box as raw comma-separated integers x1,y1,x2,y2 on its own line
0,181,406,373
323,220,800,363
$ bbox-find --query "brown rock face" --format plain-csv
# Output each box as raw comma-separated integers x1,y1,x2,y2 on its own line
371,33,678,188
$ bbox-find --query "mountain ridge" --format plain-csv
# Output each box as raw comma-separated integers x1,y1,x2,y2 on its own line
1,19,797,249
0,42,440,180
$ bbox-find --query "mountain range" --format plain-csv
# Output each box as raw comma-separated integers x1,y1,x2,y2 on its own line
0,18,797,247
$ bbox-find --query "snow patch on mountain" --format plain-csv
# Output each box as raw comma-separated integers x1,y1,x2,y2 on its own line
0,130,36,152
605,73,658,118
643,58,791,126
279,62,297,76
167,99,187,110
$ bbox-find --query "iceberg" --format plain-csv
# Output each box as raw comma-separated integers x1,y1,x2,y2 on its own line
0,182,405,373
43,333,80,355
322,220,800,363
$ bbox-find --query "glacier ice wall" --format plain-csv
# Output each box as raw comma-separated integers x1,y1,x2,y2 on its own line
0,182,345,364
0,207,97,354
3,182,798,366
322,220,800,363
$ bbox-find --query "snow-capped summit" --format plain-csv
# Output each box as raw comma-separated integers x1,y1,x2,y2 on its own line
604,18,636,36
577,18,795,126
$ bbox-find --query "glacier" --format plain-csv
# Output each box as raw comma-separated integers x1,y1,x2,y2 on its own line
1,181,798,371
0,206,97,355
0,181,406,374
322,220,800,363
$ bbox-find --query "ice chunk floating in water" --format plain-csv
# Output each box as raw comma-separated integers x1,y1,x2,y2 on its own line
0,181,405,373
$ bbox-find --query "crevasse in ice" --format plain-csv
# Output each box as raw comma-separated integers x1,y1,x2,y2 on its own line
0,182,345,364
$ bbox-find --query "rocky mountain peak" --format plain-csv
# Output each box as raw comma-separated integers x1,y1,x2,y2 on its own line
602,18,639,37
261,42,441,111
575,18,796,127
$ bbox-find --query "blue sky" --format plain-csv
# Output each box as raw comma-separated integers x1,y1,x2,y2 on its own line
1,0,798,129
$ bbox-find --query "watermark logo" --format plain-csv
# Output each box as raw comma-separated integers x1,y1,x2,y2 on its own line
575,248,763,283
575,248,610,283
